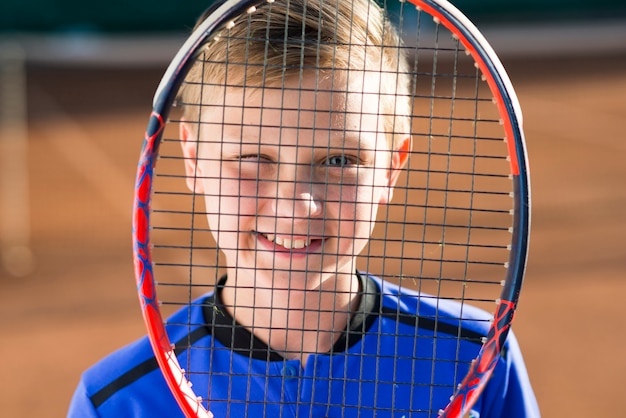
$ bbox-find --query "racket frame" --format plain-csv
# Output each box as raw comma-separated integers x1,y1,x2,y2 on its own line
132,0,531,416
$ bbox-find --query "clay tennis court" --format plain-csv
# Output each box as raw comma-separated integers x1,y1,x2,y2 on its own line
0,46,624,418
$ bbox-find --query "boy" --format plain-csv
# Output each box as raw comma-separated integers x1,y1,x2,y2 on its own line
69,0,539,416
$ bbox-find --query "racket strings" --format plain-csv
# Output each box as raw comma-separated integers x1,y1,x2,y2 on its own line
144,0,519,415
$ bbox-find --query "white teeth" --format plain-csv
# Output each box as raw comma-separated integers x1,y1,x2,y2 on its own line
266,234,311,249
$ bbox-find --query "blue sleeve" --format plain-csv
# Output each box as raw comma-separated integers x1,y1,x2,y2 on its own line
67,378,100,418
481,331,540,417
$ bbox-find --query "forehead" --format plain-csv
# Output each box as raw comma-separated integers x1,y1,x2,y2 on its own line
200,70,385,131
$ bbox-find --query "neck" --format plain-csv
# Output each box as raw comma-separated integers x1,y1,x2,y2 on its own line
221,271,362,362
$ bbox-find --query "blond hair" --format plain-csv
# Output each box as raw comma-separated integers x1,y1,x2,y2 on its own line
179,0,412,149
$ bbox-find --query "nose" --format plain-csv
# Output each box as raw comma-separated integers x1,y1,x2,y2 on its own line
271,174,323,221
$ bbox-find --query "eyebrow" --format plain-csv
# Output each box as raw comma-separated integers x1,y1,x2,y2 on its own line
328,128,380,153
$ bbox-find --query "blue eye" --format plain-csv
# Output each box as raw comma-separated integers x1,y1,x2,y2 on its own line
326,155,353,167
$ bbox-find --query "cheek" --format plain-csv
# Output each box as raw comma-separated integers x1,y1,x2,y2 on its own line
329,169,389,216
201,174,262,233
332,186,381,234
355,169,391,210
202,165,259,204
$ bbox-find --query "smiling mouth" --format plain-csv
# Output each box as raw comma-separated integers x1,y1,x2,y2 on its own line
263,234,312,249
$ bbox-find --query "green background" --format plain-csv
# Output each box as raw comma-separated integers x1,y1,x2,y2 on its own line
2,0,626,34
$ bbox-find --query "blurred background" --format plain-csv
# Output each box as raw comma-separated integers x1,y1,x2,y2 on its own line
1,0,625,416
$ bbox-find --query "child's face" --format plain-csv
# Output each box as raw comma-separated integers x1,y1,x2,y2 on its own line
181,72,408,291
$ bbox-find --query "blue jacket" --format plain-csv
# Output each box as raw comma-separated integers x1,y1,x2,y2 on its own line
69,274,539,417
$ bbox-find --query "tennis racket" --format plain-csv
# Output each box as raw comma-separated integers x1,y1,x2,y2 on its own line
133,0,530,417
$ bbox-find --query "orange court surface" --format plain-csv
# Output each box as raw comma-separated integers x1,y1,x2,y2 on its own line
0,51,625,417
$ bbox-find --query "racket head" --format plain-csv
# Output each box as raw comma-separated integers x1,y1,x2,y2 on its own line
132,0,531,417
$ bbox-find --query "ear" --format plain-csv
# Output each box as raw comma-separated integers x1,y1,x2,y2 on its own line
388,136,411,188
180,121,204,194
380,136,411,204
